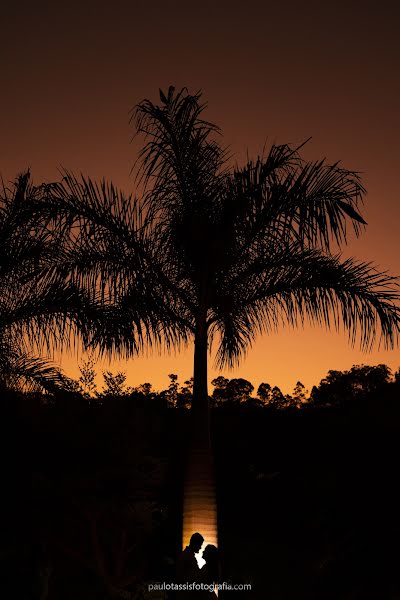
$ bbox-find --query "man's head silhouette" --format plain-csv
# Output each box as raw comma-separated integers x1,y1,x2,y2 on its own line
188,532,204,553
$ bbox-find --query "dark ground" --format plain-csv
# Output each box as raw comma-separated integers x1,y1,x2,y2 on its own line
1,385,400,599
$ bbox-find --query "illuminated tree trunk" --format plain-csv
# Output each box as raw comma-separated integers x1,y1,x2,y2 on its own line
182,315,218,560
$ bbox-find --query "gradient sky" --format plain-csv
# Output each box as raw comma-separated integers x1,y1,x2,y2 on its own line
1,0,399,394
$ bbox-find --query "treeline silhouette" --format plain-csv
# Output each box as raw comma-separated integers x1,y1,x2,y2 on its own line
1,362,400,599
25,359,400,411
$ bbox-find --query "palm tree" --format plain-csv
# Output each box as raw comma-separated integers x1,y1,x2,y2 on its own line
0,171,117,393
39,86,400,555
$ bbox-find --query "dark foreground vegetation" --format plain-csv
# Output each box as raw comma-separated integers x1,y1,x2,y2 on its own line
1,363,399,600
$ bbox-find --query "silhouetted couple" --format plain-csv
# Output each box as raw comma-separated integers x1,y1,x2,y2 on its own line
176,533,219,599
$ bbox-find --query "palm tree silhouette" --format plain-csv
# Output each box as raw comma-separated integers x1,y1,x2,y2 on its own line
40,86,400,554
0,172,113,392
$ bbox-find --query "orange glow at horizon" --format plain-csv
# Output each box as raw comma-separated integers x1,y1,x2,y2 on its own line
58,323,400,397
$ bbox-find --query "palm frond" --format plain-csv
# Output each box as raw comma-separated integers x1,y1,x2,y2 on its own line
0,341,67,394
210,247,400,368
29,170,199,355
132,86,229,228
227,144,367,258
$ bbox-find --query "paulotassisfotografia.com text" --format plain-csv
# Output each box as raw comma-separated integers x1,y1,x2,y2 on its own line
148,581,252,592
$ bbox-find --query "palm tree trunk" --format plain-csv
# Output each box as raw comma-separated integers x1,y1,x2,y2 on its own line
182,314,218,559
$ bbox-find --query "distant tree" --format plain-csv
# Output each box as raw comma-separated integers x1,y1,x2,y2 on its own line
101,370,128,397
211,376,230,407
317,370,348,406
176,377,193,409
256,383,295,409
257,382,273,405
211,377,254,406
135,382,153,396
161,374,179,408
269,386,287,409
312,364,392,407
78,357,97,399
310,385,320,404
229,378,255,405
292,381,309,407
349,364,392,394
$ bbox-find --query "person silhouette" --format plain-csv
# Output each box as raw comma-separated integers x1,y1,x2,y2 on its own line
199,545,219,599
176,532,204,598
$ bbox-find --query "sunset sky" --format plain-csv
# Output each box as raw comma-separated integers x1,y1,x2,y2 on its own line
1,1,399,394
